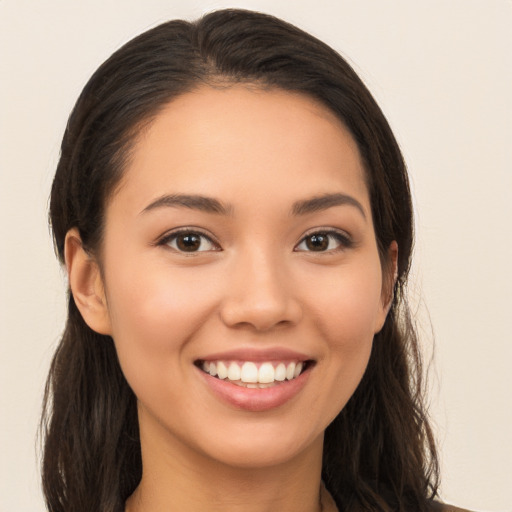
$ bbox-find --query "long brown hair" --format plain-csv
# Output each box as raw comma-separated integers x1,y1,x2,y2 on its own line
42,9,439,511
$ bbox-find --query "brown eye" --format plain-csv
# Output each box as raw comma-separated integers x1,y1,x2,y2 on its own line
305,233,329,251
295,230,352,253
163,231,218,253
176,233,202,251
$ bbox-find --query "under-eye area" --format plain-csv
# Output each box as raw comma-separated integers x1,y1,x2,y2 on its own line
195,360,314,388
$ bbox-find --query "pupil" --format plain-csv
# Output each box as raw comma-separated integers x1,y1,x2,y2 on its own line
177,234,201,251
306,233,328,251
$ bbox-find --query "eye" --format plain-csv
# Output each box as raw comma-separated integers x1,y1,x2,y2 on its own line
295,230,352,253
159,229,219,253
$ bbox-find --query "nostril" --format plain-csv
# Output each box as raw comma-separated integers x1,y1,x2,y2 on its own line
219,297,303,332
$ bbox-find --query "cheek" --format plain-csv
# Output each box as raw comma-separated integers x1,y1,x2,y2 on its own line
302,259,383,414
307,258,384,343
103,261,222,381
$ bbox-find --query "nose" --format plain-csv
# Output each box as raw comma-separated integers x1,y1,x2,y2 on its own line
219,249,303,331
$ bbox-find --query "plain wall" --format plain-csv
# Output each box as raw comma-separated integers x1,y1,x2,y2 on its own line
1,1,511,511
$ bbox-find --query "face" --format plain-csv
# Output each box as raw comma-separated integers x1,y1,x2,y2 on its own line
95,86,391,470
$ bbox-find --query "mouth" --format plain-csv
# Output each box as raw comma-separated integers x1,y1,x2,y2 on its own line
195,359,314,389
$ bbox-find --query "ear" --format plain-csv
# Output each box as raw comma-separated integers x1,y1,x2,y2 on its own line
64,228,112,335
374,240,398,333
383,240,398,310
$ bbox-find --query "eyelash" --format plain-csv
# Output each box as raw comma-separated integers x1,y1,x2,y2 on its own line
157,228,353,254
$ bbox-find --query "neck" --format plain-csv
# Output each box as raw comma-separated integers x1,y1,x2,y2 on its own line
126,419,324,512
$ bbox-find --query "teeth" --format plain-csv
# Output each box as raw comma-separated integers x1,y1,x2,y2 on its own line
275,363,286,381
285,362,296,380
233,381,280,389
227,362,241,381
217,361,228,380
240,362,258,383
258,362,274,383
200,359,307,384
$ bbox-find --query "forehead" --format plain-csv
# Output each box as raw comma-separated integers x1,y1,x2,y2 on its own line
112,85,369,215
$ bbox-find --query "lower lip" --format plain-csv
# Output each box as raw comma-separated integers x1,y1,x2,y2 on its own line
197,366,311,412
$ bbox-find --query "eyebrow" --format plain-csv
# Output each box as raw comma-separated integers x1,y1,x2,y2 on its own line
140,194,233,215
291,193,366,219
140,192,366,219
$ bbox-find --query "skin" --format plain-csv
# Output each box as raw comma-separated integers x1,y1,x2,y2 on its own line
66,86,396,512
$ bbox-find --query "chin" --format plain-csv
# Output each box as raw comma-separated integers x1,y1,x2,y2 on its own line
194,421,324,470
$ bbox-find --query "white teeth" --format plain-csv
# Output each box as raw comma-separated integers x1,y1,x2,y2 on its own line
216,361,228,379
227,362,241,381
240,362,258,383
258,362,275,383
201,360,306,384
285,362,296,380
233,381,277,389
275,363,286,381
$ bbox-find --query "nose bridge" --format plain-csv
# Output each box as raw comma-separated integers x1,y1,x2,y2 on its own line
219,242,301,330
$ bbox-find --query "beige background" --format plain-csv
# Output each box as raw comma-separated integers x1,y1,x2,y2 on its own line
1,1,511,511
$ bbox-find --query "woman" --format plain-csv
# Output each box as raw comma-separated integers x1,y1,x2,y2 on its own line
41,8,469,512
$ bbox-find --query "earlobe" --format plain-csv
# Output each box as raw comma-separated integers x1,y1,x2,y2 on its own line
64,228,112,335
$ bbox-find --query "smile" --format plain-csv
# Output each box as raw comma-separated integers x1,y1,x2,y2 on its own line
198,360,310,388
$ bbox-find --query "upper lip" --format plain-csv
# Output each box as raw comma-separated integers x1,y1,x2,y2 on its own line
196,347,313,363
